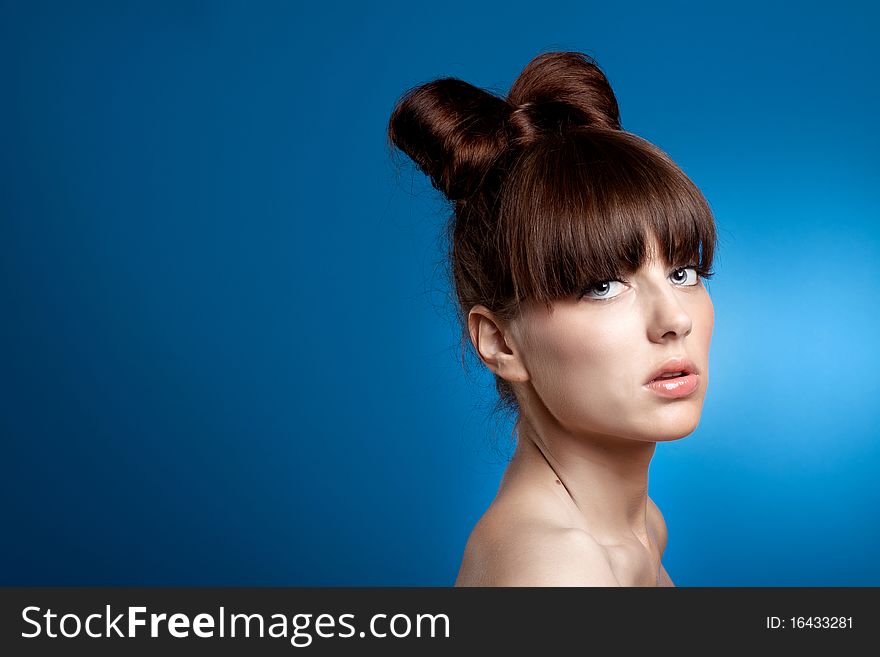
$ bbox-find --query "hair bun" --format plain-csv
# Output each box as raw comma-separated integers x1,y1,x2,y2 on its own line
387,51,622,202
387,78,510,201
506,52,621,146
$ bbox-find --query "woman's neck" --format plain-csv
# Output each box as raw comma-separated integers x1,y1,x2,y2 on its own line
503,414,657,548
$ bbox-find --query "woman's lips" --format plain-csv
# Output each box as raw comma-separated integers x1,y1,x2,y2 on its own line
643,373,700,398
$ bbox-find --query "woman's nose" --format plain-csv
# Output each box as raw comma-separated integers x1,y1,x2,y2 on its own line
646,287,693,342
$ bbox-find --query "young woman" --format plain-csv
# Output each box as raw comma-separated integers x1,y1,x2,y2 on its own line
387,51,717,586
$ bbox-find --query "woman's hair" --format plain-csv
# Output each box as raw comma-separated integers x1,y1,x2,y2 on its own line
387,51,717,419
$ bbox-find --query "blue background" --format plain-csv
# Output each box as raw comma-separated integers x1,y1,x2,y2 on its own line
2,0,878,585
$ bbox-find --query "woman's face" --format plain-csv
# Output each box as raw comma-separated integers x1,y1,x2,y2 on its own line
507,234,715,443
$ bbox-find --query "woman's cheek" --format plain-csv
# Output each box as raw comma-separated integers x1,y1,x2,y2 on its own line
533,332,614,419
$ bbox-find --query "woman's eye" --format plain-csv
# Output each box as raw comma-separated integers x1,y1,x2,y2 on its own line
580,280,627,301
671,266,699,286
581,267,700,301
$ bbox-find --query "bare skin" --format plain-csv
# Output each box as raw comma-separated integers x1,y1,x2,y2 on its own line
455,232,713,586
454,435,672,586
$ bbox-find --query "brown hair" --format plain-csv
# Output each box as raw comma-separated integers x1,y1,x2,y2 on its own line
387,51,717,419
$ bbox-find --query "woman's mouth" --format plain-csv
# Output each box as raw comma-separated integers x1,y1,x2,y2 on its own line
643,373,699,398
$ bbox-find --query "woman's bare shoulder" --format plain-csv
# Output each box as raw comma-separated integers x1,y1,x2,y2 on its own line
455,499,620,587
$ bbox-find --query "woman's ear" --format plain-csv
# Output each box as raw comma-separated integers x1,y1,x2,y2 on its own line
467,305,530,383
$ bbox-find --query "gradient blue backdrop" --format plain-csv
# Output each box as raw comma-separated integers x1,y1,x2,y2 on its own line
2,0,878,585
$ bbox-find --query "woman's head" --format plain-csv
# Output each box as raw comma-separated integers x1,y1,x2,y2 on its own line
387,51,717,441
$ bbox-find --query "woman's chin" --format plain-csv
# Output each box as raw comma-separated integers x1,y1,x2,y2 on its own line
638,409,702,442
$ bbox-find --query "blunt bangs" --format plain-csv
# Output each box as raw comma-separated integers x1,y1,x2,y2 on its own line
498,128,717,309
